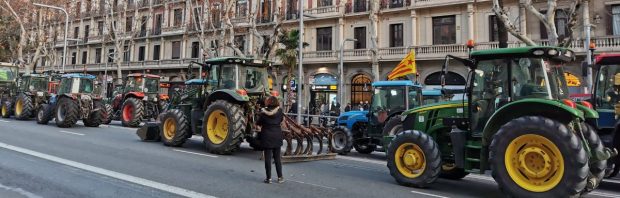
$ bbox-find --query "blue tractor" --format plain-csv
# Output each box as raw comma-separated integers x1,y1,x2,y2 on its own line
332,81,424,154
37,73,105,128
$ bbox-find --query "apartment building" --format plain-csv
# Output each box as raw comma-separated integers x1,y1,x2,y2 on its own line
43,0,620,106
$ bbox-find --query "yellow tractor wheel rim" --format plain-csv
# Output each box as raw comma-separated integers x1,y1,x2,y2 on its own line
206,110,229,145
442,163,457,171
1,105,6,116
395,143,426,178
15,100,23,116
163,117,176,140
505,134,564,192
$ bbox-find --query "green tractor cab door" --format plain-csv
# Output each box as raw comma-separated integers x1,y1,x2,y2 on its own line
367,81,422,138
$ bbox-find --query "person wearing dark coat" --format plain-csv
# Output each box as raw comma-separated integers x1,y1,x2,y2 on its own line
257,96,284,184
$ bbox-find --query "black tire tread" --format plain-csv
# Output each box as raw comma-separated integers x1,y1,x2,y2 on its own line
203,100,246,155
331,126,353,155
121,97,144,127
36,104,53,125
383,115,403,136
14,93,34,120
581,123,606,194
387,130,442,188
160,109,191,147
55,97,79,128
83,101,103,127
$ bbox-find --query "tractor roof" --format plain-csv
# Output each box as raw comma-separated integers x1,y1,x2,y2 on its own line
372,80,422,87
61,73,96,79
185,79,207,85
204,57,272,67
470,46,574,61
128,73,161,78
22,73,48,78
422,89,442,96
595,54,620,66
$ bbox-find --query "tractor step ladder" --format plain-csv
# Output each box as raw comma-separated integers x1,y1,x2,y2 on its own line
464,139,485,174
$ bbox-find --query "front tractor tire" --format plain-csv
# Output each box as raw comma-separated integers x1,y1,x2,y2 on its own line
83,101,103,127
580,123,607,194
36,104,53,125
331,126,353,155
14,94,34,120
1,101,11,118
202,100,246,155
55,97,79,128
121,97,144,127
490,116,588,198
102,104,113,125
387,130,442,188
160,109,191,147
383,115,404,136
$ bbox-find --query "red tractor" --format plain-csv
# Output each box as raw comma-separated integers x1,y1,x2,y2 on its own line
105,73,163,127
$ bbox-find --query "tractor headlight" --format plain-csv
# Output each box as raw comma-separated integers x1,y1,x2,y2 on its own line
532,50,545,56
548,49,558,56
29,85,35,91
36,92,44,97
143,96,148,101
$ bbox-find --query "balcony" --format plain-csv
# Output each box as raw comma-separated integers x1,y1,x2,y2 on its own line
231,16,250,25
151,28,162,36
285,11,299,20
412,0,470,8
162,26,186,36
380,0,410,10
304,5,340,18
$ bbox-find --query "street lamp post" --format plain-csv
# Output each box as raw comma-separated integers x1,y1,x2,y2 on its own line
297,0,305,124
338,38,357,111
103,53,115,98
33,3,69,73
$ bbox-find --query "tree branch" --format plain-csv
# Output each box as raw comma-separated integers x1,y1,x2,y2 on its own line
492,0,536,46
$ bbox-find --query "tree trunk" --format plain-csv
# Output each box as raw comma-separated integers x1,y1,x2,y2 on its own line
497,0,508,48
369,0,380,81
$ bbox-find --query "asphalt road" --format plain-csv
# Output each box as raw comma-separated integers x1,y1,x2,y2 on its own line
0,118,618,198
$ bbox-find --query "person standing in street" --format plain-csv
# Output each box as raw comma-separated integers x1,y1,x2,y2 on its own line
344,103,351,112
363,101,370,110
257,96,284,184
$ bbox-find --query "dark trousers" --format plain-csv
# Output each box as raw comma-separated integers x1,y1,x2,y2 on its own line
264,148,283,179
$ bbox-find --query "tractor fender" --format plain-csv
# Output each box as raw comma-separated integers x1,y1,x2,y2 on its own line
205,90,249,107
123,92,145,100
576,103,599,120
481,99,584,146
59,93,77,100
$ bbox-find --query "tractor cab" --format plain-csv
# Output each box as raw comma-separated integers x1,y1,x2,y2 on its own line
18,74,49,94
367,81,422,133
202,57,272,96
0,63,18,98
124,73,161,95
57,74,97,95
591,53,620,177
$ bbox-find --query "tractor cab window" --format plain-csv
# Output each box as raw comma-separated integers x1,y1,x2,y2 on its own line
125,77,144,92
0,66,17,81
144,78,159,93
369,86,406,125
18,77,30,91
219,64,237,89
470,59,510,132
240,66,268,92
58,78,73,94
79,78,94,93
596,65,620,109
408,87,423,108
30,77,49,92
511,58,569,100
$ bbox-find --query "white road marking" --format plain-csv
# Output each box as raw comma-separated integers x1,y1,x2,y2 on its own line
0,183,42,198
591,192,620,198
0,120,10,123
288,179,337,190
0,142,216,198
336,155,385,165
410,190,450,198
603,179,620,185
172,149,218,158
58,131,85,136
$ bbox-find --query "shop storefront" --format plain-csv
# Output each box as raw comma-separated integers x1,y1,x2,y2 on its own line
310,73,339,114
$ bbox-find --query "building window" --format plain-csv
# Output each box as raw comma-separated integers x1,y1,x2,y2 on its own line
173,9,183,27
191,42,200,58
261,36,270,55
389,23,403,47
432,15,456,45
153,45,161,60
71,52,77,65
140,16,147,37
172,41,181,59
286,0,298,20
108,49,114,63
126,16,133,32
614,5,620,35
98,21,104,35
81,51,87,64
84,25,90,41
259,0,272,23
138,46,145,61
351,74,372,106
318,0,332,7
354,27,366,49
95,48,102,64
234,36,245,55
354,0,367,12
123,46,130,61
316,27,332,51
236,0,248,17
489,15,499,42
193,7,202,30
74,27,79,39
390,0,403,8
540,10,569,40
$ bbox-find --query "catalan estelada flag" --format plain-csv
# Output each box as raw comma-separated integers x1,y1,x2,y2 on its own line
388,50,417,80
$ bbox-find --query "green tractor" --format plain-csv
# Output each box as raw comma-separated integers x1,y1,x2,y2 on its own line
0,62,18,118
37,73,105,128
387,46,613,197
144,57,273,155
10,74,54,120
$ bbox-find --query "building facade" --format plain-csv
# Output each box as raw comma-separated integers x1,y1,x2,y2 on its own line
42,0,620,107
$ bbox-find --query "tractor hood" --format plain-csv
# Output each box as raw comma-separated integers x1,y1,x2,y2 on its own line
337,110,369,128
403,100,467,115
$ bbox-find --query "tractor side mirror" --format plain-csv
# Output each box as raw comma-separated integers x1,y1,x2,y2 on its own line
581,61,589,77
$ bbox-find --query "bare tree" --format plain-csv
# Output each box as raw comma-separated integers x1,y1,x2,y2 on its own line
492,0,583,47
103,0,131,84
369,0,380,81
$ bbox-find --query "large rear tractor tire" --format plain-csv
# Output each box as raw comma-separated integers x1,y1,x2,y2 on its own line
83,101,103,127
202,100,246,155
102,104,113,125
36,104,53,125
55,97,79,128
383,115,403,136
439,163,469,180
387,130,441,188
331,126,353,155
580,123,607,194
14,94,34,120
353,141,376,154
160,109,191,147
490,116,588,198
1,101,10,118
121,97,144,127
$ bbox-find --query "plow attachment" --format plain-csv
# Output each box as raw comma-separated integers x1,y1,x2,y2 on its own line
280,116,337,163
136,122,161,141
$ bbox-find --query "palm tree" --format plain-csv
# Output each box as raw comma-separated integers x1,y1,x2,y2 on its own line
275,29,308,112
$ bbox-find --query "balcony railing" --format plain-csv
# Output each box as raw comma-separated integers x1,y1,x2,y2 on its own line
152,28,161,36
231,16,250,24
412,0,469,8
380,0,410,9
305,5,339,15
286,12,299,20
